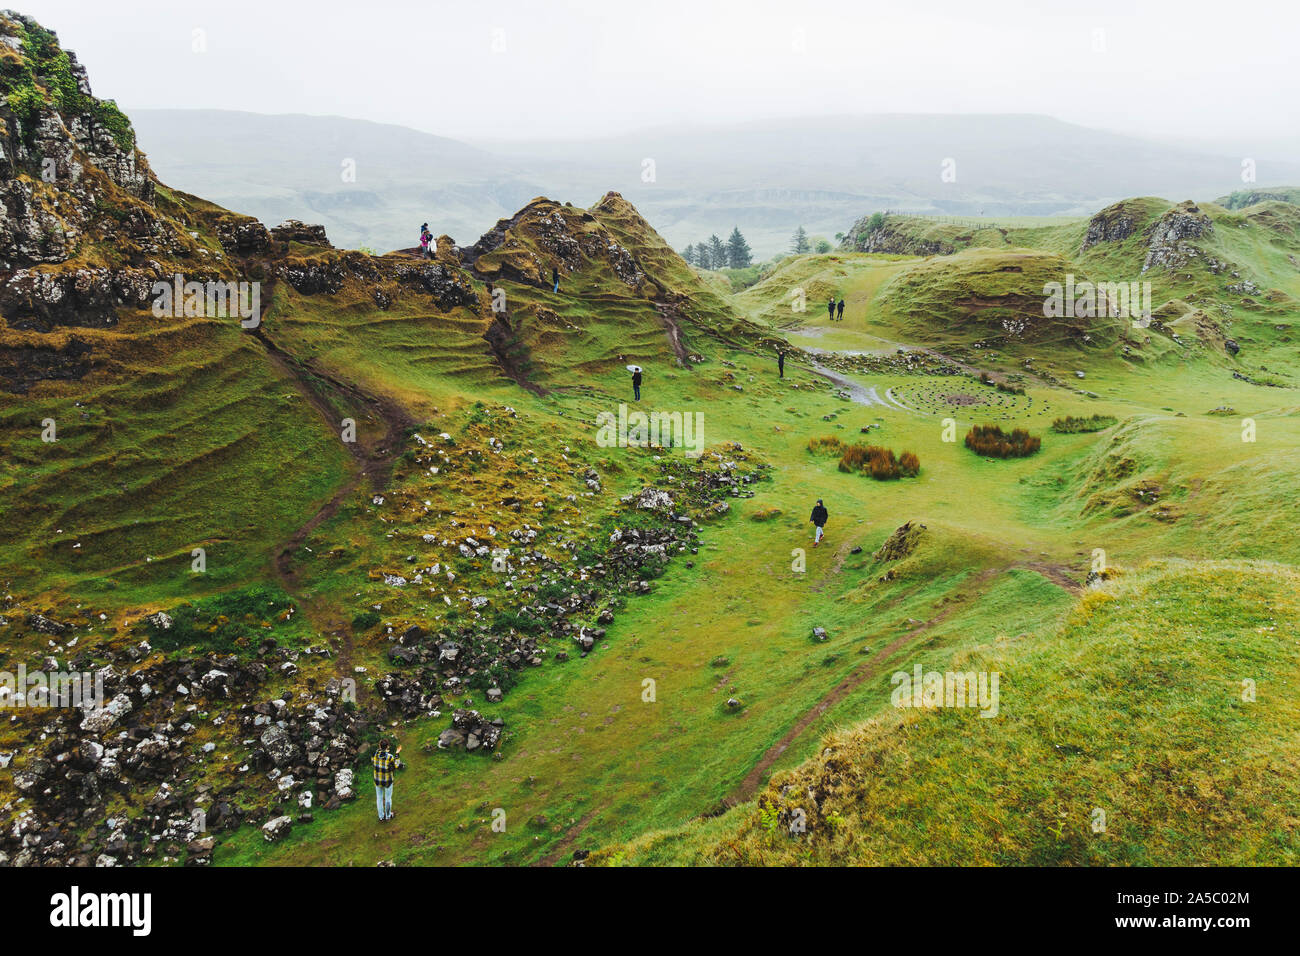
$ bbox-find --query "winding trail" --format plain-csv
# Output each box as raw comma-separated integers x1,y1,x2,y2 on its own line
536,811,597,868
805,357,893,408
726,558,1081,805
247,281,417,670
726,566,1003,805
653,300,693,367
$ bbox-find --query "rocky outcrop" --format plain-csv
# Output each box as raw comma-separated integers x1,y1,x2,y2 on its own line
1142,201,1214,273
391,259,477,310
464,197,645,289
0,13,158,272
216,217,272,256
842,213,955,256
1080,201,1140,251
0,264,161,331
0,626,369,866
270,219,330,247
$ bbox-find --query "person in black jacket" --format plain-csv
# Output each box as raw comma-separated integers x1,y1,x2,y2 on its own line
632,367,642,401
827,298,835,321
836,298,845,321
810,498,828,546
778,350,785,378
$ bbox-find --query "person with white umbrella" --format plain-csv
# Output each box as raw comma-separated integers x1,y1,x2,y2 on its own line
627,364,643,401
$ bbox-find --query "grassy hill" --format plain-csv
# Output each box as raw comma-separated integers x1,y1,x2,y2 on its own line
2,13,1299,869
593,559,1300,865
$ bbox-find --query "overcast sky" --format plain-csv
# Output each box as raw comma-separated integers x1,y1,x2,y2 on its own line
16,0,1300,150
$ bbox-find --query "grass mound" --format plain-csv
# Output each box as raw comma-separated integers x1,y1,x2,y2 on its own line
1051,414,1118,433
592,559,1300,865
880,247,1118,348
871,520,928,562
965,424,1041,458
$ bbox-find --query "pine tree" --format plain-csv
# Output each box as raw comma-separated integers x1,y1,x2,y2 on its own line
727,227,752,268
709,234,727,270
696,241,712,270
791,226,810,254
682,244,695,266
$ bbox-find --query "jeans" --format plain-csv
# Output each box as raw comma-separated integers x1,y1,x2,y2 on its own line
814,525,824,543
633,384,641,401
375,784,393,820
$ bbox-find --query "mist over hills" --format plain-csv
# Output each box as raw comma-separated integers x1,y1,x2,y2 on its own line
132,109,1299,258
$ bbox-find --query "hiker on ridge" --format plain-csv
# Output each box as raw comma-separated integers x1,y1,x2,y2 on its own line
372,737,402,822
836,298,845,321
419,223,431,259
810,498,829,546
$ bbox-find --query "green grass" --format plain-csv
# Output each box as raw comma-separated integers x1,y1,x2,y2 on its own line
4,136,1300,869
595,560,1300,865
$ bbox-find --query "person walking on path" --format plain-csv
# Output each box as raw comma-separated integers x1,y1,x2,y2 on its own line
778,350,785,378
372,738,402,821
632,366,643,402
836,298,845,321
810,498,828,546
827,297,835,322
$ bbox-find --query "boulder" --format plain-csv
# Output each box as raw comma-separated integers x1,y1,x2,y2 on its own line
261,816,293,842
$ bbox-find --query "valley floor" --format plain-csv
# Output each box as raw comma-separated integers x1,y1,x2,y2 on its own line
219,302,1299,865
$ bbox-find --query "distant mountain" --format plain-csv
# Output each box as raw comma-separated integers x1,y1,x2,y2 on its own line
131,109,547,253
131,110,1300,259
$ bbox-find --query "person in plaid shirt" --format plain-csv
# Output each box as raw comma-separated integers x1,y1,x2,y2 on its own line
372,738,402,821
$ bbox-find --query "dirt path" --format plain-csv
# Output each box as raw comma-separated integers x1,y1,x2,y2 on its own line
726,566,1003,804
726,556,1082,804
247,281,417,670
535,810,597,867
804,357,894,409
810,536,863,593
1015,561,1082,593
483,314,547,396
653,300,692,367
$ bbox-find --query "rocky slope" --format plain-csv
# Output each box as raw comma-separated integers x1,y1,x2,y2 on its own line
0,13,787,866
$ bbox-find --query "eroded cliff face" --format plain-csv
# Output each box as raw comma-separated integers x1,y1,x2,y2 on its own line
0,11,157,271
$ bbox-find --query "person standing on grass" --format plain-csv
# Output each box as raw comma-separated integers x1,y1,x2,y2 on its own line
827,297,835,322
778,350,785,379
632,366,643,401
810,498,829,546
372,737,402,822
837,298,845,321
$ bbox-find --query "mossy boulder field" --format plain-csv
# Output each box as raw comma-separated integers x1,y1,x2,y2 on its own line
1,12,1299,869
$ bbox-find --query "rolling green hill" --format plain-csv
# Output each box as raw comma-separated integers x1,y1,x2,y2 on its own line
1,12,1298,869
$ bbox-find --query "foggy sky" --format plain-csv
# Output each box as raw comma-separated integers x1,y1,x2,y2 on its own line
15,0,1299,151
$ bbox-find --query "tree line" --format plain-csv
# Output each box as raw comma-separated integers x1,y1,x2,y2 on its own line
789,225,833,254
681,227,753,270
